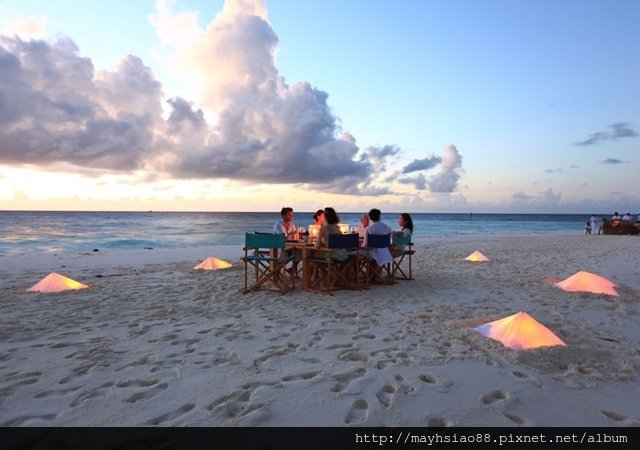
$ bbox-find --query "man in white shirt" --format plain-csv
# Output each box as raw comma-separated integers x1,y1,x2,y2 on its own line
273,207,298,240
362,208,393,266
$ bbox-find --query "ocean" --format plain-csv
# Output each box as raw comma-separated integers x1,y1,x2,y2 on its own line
0,211,599,257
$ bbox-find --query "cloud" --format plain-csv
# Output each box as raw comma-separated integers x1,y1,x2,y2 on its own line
0,36,164,171
427,144,463,193
391,144,463,192
599,158,629,164
509,188,561,209
574,122,638,146
398,173,427,190
402,155,441,174
0,0,397,190
1,16,47,40
153,0,380,184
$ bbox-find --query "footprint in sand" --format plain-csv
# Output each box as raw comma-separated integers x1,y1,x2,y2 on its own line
481,389,508,405
1,413,57,427
207,388,265,418
376,385,396,407
512,370,542,388
123,382,169,403
502,411,528,425
330,367,366,393
601,409,640,425
281,371,321,382
344,399,368,424
426,415,452,427
352,334,376,340
33,385,82,399
418,373,453,393
394,374,415,393
146,403,195,425
70,382,115,407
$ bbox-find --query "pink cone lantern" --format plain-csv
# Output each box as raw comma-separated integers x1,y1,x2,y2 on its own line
27,272,88,293
465,250,490,262
474,311,565,350
194,257,232,271
554,271,618,296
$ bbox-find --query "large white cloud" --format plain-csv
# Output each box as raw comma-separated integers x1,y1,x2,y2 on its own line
0,0,463,196
0,36,164,170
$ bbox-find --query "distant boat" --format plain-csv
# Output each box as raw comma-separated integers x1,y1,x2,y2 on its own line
602,219,640,235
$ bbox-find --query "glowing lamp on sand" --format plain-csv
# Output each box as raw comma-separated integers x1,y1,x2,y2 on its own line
194,257,232,271
554,270,619,296
465,250,490,262
474,311,566,350
338,223,349,234
27,272,88,293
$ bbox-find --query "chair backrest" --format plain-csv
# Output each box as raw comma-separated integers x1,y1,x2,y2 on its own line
367,233,391,248
327,233,359,249
245,232,285,249
393,234,412,246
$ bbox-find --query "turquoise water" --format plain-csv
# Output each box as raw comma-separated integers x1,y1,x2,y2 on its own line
0,211,598,256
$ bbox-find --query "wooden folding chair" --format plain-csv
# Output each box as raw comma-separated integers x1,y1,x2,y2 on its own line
391,234,415,280
305,233,360,295
243,232,295,294
360,233,394,286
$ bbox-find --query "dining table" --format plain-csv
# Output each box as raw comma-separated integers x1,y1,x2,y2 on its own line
284,240,316,290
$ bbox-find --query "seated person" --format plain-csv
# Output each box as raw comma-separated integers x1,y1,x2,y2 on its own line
361,208,393,266
612,212,622,221
392,213,413,257
311,207,349,283
273,207,298,240
357,214,369,239
273,207,299,270
622,212,632,221
313,209,325,227
584,222,592,235
315,207,348,262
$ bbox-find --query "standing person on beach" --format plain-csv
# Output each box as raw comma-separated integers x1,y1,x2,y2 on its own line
590,215,600,235
362,208,393,266
392,213,414,256
273,207,298,240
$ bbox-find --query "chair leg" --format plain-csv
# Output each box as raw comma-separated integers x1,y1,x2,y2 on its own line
244,259,295,294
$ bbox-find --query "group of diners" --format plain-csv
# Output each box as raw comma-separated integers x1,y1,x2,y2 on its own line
272,206,413,267
611,211,640,223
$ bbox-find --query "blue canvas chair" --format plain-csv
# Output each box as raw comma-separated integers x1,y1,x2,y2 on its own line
243,232,295,294
305,233,361,295
360,233,394,286
391,234,415,280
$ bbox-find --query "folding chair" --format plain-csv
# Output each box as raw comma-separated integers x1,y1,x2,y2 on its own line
305,233,360,295
360,233,394,286
391,234,415,280
243,232,295,294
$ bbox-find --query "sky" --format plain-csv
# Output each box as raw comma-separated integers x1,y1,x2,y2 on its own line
0,0,638,213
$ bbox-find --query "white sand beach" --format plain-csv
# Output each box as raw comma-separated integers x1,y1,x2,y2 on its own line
1,234,639,427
